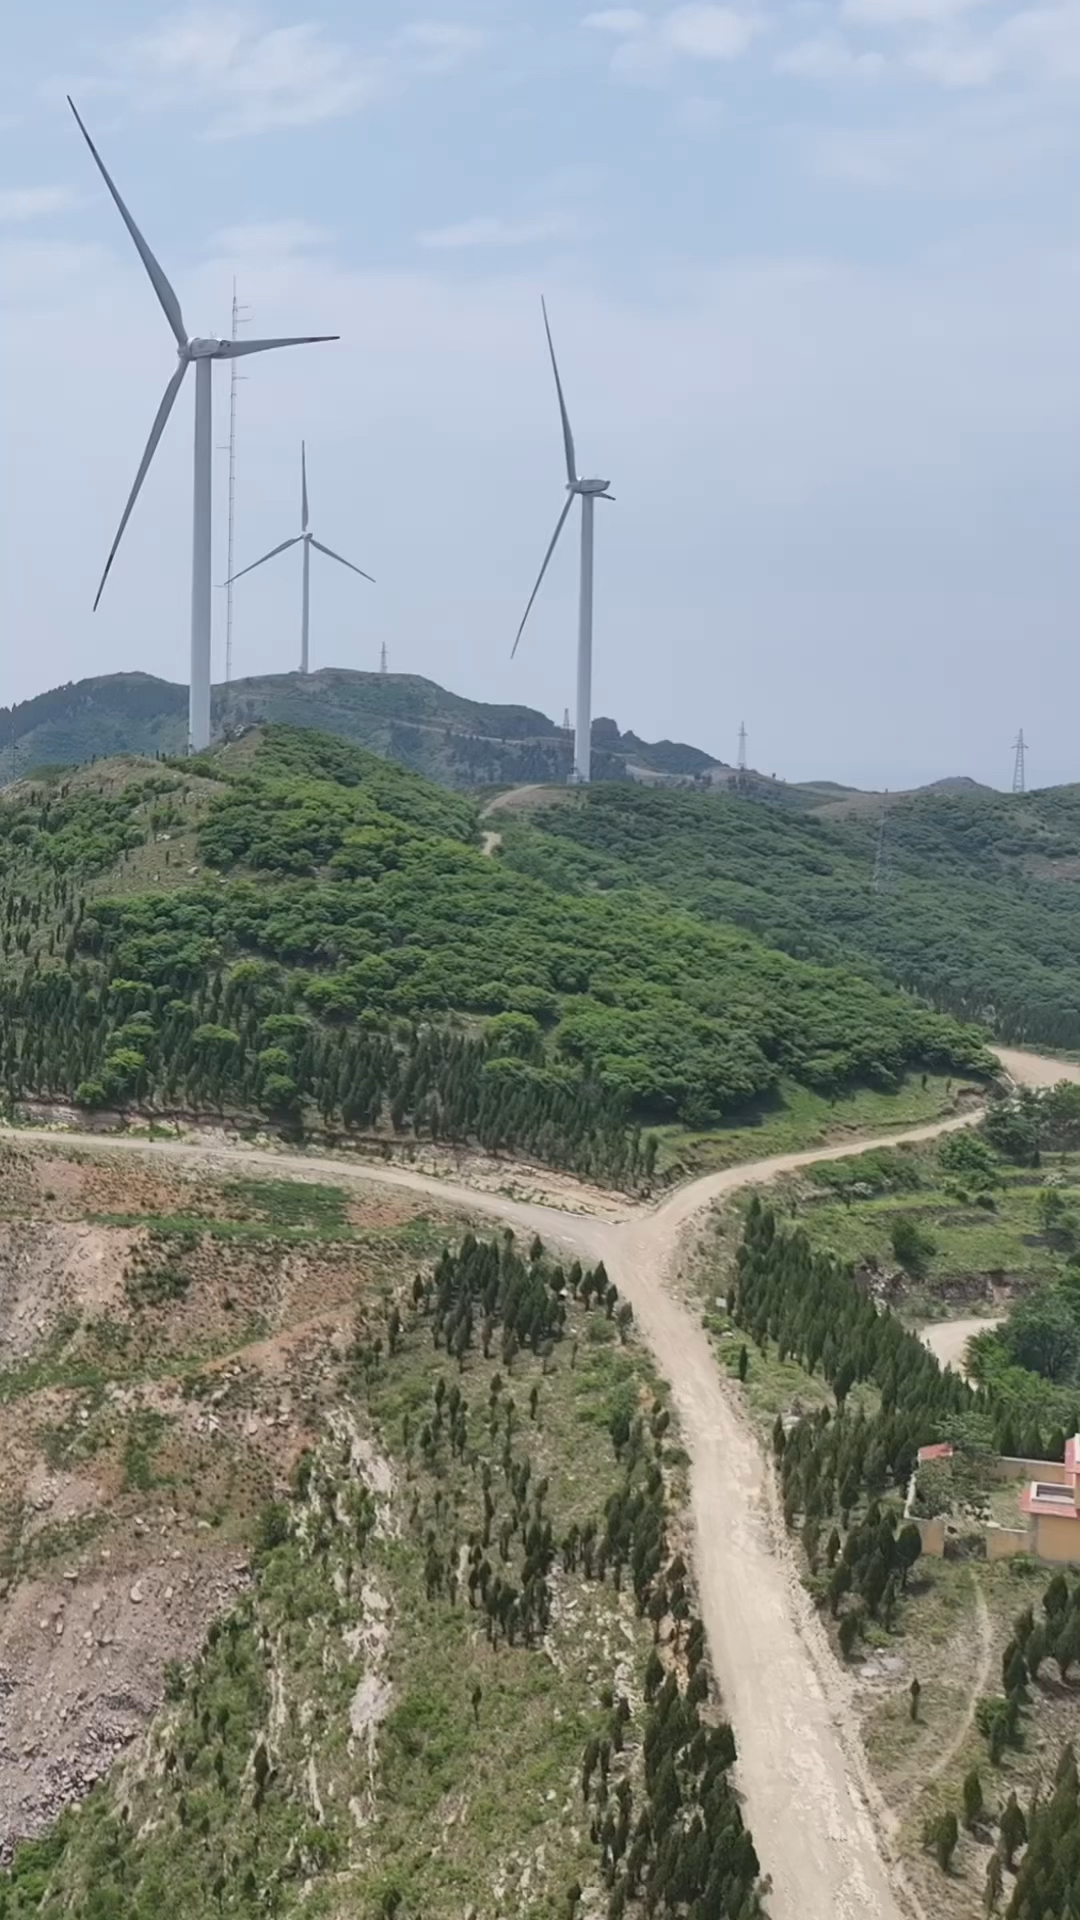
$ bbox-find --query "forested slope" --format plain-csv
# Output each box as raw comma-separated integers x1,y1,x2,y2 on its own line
0,727,986,1182
501,783,1080,1050
0,670,716,790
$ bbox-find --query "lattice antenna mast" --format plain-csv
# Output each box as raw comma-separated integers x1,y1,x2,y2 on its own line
222,282,252,689
380,642,388,675
873,790,890,895
1012,728,1027,795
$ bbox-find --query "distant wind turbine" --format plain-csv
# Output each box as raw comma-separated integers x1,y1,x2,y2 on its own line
225,443,374,676
511,299,613,786
68,98,338,753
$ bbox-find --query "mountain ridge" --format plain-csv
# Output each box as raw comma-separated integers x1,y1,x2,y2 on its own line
0,669,720,791
0,668,995,801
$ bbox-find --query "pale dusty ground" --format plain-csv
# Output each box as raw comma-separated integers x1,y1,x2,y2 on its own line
921,1315,1004,1375
1,1043,1073,1919
479,784,570,818
0,1552,246,1848
0,1222,136,1362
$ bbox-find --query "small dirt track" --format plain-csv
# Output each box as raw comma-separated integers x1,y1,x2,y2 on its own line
7,1046,1078,1920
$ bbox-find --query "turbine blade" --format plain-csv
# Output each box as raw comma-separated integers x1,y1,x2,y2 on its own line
310,537,375,582
93,360,188,610
511,494,575,658
542,296,577,486
68,97,187,350
217,335,339,358
301,441,309,532
225,535,303,586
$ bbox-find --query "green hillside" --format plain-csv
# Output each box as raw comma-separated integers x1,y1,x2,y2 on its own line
0,671,718,791
0,1209,762,1920
499,781,1080,1050
0,727,988,1183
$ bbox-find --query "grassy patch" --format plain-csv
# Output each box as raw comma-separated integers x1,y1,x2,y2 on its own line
121,1408,173,1492
219,1177,351,1233
654,1072,976,1178
788,1148,1080,1310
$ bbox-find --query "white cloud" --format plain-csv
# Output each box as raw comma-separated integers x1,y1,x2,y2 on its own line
774,0,1080,99
396,21,486,68
664,4,759,57
583,8,648,29
94,11,381,135
842,0,989,22
65,8,485,138
894,2,1080,92
592,2,760,77
776,33,885,76
210,220,332,256
810,91,1074,187
0,186,78,223
906,37,1001,84
418,212,576,249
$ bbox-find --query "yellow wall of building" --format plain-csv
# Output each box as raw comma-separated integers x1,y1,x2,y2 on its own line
1032,1514,1080,1564
987,1525,1033,1561
996,1457,1070,1485
915,1516,946,1557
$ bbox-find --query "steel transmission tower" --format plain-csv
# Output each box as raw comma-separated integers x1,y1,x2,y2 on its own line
873,791,890,895
380,642,388,675
222,284,252,692
737,722,747,773
1012,729,1027,795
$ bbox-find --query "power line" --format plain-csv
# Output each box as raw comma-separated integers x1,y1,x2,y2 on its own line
1012,728,1027,795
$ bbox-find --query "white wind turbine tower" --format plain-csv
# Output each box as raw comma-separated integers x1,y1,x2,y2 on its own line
512,299,613,785
68,98,338,753
226,443,374,676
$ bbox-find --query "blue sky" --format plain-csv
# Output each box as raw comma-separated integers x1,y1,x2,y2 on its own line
3,0,1080,787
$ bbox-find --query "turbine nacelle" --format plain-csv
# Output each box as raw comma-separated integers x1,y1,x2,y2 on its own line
187,337,222,359
573,478,611,497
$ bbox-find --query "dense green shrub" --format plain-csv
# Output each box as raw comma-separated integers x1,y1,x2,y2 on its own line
0,727,986,1182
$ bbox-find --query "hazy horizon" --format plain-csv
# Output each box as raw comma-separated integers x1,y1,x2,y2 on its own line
4,1,1079,793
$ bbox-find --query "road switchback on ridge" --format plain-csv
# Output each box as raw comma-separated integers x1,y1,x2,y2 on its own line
6,1046,1079,1920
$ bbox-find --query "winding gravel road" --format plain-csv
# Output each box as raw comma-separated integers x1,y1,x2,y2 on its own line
7,1045,1077,1919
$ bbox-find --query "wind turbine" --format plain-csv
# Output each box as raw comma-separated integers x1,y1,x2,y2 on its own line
511,299,613,786
68,98,338,753
226,443,374,676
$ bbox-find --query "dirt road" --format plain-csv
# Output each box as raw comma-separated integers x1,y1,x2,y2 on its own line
6,1044,1074,1919
995,1046,1080,1089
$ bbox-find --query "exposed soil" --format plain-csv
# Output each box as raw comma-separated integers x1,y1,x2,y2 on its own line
921,1315,1004,1376
0,1550,245,1853
0,1156,449,1859
479,784,574,818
